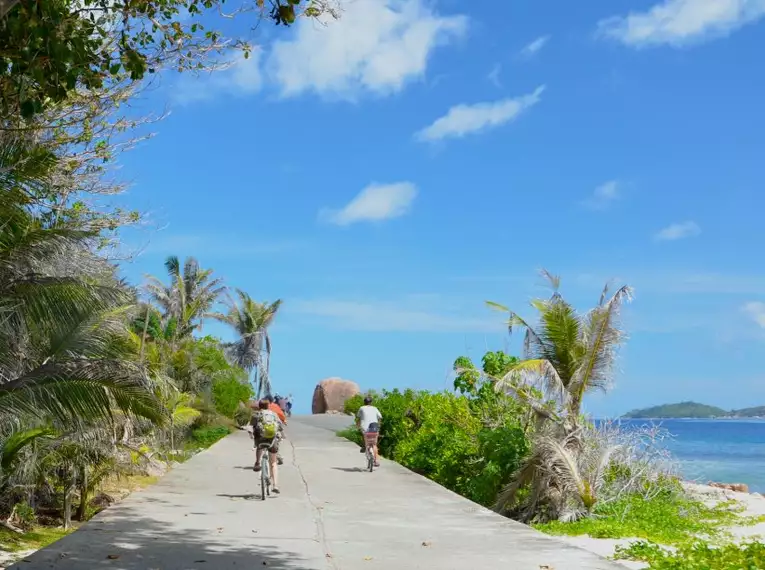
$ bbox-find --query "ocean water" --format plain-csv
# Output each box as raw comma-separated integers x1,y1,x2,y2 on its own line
614,419,765,493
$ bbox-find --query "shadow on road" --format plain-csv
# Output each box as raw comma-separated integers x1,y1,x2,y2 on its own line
331,466,366,473
10,504,315,570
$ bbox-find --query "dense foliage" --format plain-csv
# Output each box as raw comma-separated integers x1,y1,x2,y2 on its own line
615,541,765,570
341,352,531,507
0,0,338,119
0,154,276,541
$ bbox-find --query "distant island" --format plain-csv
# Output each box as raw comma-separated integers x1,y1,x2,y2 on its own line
622,401,765,419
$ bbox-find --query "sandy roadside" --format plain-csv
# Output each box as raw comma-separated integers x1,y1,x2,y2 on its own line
553,483,765,569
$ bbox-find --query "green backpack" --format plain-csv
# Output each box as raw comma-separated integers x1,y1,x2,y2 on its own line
254,410,278,439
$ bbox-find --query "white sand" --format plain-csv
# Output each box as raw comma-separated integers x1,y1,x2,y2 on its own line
550,483,765,569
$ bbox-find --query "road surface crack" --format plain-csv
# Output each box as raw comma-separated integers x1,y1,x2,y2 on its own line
289,437,339,570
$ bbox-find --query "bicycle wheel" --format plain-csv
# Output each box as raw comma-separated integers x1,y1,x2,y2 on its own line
367,448,374,472
261,459,268,500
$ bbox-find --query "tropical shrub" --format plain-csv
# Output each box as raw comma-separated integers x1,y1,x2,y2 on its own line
614,541,765,569
191,426,232,448
339,381,530,508
212,373,254,418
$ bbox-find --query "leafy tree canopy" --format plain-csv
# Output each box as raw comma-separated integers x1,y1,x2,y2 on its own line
0,0,336,119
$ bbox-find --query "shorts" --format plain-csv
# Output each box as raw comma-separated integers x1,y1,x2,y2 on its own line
365,422,380,433
255,437,279,453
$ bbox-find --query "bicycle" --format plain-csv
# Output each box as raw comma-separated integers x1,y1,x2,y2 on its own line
256,439,276,500
363,431,379,472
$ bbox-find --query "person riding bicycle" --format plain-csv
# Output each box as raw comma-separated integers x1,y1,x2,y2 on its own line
251,399,284,493
356,396,382,467
264,394,287,465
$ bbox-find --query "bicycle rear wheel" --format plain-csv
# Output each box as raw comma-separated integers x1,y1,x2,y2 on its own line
261,460,268,500
367,449,374,472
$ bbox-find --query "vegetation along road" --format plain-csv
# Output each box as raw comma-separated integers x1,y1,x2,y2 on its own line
9,416,624,570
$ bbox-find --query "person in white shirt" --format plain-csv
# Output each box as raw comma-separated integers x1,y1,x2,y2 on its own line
356,397,382,467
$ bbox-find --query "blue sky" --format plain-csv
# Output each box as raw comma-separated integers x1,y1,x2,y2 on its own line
117,0,765,416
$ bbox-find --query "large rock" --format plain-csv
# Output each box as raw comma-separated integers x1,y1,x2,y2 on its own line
312,378,360,414
708,481,750,493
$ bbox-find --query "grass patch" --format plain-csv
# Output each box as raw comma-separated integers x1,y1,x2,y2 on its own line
100,473,160,498
0,525,71,553
337,427,362,446
615,540,765,569
535,489,759,546
190,424,232,448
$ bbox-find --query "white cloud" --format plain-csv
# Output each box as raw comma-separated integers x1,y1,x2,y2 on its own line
320,182,418,226
654,221,701,241
173,50,263,104
598,0,765,47
289,298,500,332
743,301,765,328
583,180,621,210
267,0,467,99
520,35,550,57
415,85,545,142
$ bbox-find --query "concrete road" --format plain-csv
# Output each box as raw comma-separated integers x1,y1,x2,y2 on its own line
11,416,624,570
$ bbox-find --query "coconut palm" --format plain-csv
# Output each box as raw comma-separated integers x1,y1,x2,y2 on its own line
0,187,165,428
486,271,632,522
213,290,281,398
144,256,225,341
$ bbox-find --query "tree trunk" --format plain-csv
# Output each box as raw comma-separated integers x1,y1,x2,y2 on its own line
76,468,88,521
169,415,175,452
62,475,73,530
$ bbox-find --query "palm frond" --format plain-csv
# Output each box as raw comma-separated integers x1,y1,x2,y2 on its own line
0,359,166,425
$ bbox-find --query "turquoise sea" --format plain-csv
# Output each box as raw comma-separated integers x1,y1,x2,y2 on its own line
616,419,765,493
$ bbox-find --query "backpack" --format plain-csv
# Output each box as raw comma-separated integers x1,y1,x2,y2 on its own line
253,410,278,439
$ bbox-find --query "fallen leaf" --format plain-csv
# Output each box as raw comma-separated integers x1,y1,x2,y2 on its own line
194,560,207,563
421,541,432,547
107,554,120,560
364,556,373,561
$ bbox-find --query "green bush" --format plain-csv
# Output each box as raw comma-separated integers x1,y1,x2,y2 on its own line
233,403,252,427
536,486,753,545
338,385,529,508
615,540,765,569
212,373,254,418
344,394,364,416
191,425,231,448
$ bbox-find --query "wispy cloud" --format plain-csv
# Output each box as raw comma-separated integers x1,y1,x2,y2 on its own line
268,0,467,99
583,180,621,210
289,297,501,332
654,221,701,241
487,63,502,87
320,182,418,226
598,0,765,47
743,301,765,328
415,85,545,142
520,35,550,57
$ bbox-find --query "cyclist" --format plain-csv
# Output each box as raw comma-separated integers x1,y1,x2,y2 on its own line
251,399,283,494
356,396,382,467
264,395,287,465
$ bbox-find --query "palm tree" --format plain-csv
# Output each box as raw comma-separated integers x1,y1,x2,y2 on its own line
0,188,165,428
213,290,281,398
486,271,632,522
145,256,225,341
